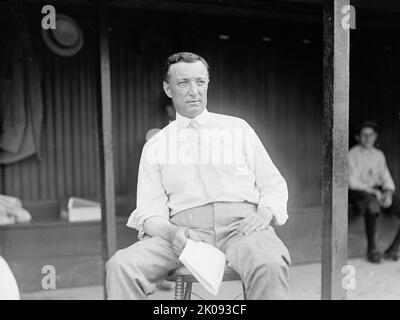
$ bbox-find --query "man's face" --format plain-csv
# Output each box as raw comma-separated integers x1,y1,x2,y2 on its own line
163,61,209,119
357,127,377,149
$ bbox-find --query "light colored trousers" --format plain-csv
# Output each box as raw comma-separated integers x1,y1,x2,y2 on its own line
106,202,291,300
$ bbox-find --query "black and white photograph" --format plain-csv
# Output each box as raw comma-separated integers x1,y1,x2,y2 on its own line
0,0,400,304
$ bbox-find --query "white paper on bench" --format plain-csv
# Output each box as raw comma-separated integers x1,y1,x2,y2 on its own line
178,239,226,296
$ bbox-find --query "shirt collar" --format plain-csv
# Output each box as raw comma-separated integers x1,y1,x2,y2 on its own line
176,108,209,128
356,144,375,153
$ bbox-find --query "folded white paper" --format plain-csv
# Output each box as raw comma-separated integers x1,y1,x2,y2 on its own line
60,197,101,222
179,239,226,296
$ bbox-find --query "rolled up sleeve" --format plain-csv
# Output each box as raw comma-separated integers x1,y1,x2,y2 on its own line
245,125,289,225
126,141,169,240
381,154,395,192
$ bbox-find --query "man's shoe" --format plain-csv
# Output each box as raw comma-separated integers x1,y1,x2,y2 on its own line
367,250,382,263
383,249,400,261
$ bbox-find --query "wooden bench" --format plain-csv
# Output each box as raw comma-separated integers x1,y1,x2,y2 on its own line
0,197,137,292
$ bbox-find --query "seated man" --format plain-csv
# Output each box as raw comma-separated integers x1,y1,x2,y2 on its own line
106,52,291,300
349,121,400,263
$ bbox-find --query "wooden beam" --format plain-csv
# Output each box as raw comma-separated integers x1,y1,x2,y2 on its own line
96,0,117,299
321,0,350,300
109,0,322,22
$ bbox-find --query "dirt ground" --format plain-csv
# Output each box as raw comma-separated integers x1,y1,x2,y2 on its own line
21,257,400,300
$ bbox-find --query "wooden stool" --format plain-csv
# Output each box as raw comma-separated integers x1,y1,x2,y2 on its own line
165,265,246,300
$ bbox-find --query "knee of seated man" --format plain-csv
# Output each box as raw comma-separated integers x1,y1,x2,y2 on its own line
235,239,290,272
244,253,290,282
263,252,290,273
106,249,133,273
365,201,381,216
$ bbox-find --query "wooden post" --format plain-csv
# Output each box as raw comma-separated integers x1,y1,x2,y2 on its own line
96,0,117,299
321,0,350,300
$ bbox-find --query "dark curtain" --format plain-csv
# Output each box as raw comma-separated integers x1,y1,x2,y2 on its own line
0,5,43,164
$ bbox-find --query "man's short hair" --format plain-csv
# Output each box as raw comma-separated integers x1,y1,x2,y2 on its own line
163,52,209,82
355,121,379,135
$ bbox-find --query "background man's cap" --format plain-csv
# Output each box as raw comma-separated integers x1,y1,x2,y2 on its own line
355,121,379,135
41,14,84,57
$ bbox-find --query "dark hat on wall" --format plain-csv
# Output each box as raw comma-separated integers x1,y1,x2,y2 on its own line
41,14,84,57
355,121,379,135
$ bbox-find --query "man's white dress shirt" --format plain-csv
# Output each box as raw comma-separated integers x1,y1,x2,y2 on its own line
349,144,395,192
127,108,289,240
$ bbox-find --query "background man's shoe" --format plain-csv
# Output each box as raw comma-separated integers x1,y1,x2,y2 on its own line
383,249,400,261
367,250,382,263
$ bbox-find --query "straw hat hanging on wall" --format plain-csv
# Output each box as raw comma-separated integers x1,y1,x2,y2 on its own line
41,14,84,57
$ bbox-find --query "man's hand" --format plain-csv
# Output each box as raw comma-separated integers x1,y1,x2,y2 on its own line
380,190,393,208
143,217,202,256
236,208,273,236
169,227,202,257
368,188,383,202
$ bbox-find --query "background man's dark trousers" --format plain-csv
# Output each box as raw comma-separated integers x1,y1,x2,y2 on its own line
349,190,400,262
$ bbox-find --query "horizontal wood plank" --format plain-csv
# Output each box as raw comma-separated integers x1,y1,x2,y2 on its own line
0,219,137,260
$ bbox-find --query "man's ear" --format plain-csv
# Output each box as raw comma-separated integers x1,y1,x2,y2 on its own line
355,134,360,142
163,81,172,98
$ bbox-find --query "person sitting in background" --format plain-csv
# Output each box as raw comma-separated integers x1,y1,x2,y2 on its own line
349,121,400,263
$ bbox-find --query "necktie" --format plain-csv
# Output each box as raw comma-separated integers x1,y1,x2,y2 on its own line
188,120,224,200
